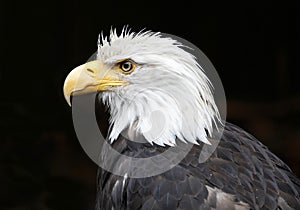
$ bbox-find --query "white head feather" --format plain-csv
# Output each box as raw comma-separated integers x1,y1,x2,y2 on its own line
97,29,220,146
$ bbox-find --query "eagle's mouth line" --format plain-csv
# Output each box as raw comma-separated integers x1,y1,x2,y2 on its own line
95,79,129,88
71,80,129,96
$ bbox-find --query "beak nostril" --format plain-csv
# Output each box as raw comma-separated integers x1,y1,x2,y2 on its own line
87,68,94,74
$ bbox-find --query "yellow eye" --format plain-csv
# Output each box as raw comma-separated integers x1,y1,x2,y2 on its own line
118,60,136,73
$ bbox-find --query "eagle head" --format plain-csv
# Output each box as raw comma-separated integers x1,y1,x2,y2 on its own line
63,29,221,146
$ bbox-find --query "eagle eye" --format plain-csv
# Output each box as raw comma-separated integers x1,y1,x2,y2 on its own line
118,60,136,74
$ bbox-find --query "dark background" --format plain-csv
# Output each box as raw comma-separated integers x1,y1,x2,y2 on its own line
1,1,299,209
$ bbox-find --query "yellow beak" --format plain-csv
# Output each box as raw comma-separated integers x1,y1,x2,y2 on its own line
63,60,127,106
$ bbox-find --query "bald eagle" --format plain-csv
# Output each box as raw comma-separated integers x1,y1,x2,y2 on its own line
63,29,300,210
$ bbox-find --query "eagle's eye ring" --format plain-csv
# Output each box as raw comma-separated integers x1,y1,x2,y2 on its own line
118,60,136,74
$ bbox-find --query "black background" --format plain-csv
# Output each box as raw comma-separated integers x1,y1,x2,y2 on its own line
1,1,300,209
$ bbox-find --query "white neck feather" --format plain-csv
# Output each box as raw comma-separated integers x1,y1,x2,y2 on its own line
98,30,221,146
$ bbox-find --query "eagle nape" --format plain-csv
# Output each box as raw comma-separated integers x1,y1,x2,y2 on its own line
63,29,300,210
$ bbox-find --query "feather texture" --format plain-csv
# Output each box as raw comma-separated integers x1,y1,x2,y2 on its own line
96,29,220,146
95,122,300,210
